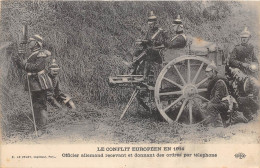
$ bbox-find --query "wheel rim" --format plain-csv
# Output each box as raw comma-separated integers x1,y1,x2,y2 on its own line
155,55,211,125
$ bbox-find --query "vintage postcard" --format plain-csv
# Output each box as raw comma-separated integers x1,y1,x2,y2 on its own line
0,0,260,167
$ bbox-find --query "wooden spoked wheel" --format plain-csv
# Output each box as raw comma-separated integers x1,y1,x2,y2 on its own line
155,55,211,125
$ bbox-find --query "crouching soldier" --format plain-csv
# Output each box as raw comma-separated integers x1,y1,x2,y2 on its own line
18,34,53,133
47,59,76,109
203,62,248,127
203,62,230,127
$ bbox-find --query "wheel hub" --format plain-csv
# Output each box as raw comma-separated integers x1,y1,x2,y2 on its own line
183,84,198,98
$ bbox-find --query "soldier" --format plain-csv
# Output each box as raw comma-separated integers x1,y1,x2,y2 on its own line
203,62,230,127
168,15,187,49
129,11,166,82
229,27,259,120
18,34,52,133
229,27,258,76
47,59,76,109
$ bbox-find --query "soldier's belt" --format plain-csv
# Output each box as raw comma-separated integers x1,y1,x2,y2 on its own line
27,70,45,76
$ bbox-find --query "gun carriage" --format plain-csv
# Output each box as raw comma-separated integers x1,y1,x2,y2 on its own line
109,37,257,125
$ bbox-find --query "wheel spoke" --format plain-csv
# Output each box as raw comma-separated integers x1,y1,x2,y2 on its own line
196,94,209,102
187,59,191,83
175,98,188,122
173,65,186,85
163,95,184,112
163,77,183,89
189,101,193,124
197,88,207,93
159,90,183,96
195,77,209,87
192,62,204,84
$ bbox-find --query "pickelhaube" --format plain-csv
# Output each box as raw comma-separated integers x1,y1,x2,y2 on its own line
148,11,157,22
173,14,182,24
49,59,60,70
240,27,251,38
205,61,218,72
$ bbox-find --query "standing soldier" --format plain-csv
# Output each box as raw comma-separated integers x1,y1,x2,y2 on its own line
229,27,259,120
128,11,167,82
168,15,187,49
18,34,52,134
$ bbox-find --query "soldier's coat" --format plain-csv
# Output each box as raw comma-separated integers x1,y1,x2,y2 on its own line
229,43,258,75
24,49,53,91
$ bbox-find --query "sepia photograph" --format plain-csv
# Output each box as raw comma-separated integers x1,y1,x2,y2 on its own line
0,0,259,167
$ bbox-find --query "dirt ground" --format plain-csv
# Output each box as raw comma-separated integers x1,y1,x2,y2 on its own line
2,88,260,144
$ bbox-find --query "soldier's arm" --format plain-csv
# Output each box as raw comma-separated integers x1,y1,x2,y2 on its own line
229,48,242,68
210,81,226,104
54,80,62,97
24,56,46,72
251,47,258,63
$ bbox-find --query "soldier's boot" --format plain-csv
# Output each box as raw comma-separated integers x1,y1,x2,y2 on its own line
212,114,224,127
203,113,223,128
243,111,253,121
39,109,48,126
35,110,48,135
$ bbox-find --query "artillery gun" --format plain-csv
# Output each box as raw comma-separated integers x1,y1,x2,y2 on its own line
109,38,228,125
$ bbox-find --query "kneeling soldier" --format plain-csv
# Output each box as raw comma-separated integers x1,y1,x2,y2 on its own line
203,62,230,127
47,59,76,109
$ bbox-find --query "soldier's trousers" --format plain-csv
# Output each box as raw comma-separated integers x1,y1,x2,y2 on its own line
31,90,48,130
237,96,258,120
205,102,229,127
138,49,162,79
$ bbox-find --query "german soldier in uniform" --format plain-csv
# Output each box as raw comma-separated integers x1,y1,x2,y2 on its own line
229,27,258,76
47,59,76,109
129,11,167,81
229,27,259,120
168,15,187,49
18,34,52,132
203,62,230,127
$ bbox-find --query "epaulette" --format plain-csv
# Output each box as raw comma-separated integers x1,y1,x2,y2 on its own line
37,50,51,57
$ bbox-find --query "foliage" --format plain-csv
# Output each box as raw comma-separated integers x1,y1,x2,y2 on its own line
0,1,259,107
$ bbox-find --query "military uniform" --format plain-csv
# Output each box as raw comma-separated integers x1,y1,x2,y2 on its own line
206,76,229,127
168,15,187,49
229,27,259,120
47,60,75,109
19,35,52,130
229,43,258,76
133,26,165,65
168,33,187,49
131,11,166,80
47,73,73,108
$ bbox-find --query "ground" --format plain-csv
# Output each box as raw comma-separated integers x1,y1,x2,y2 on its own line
2,88,260,144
